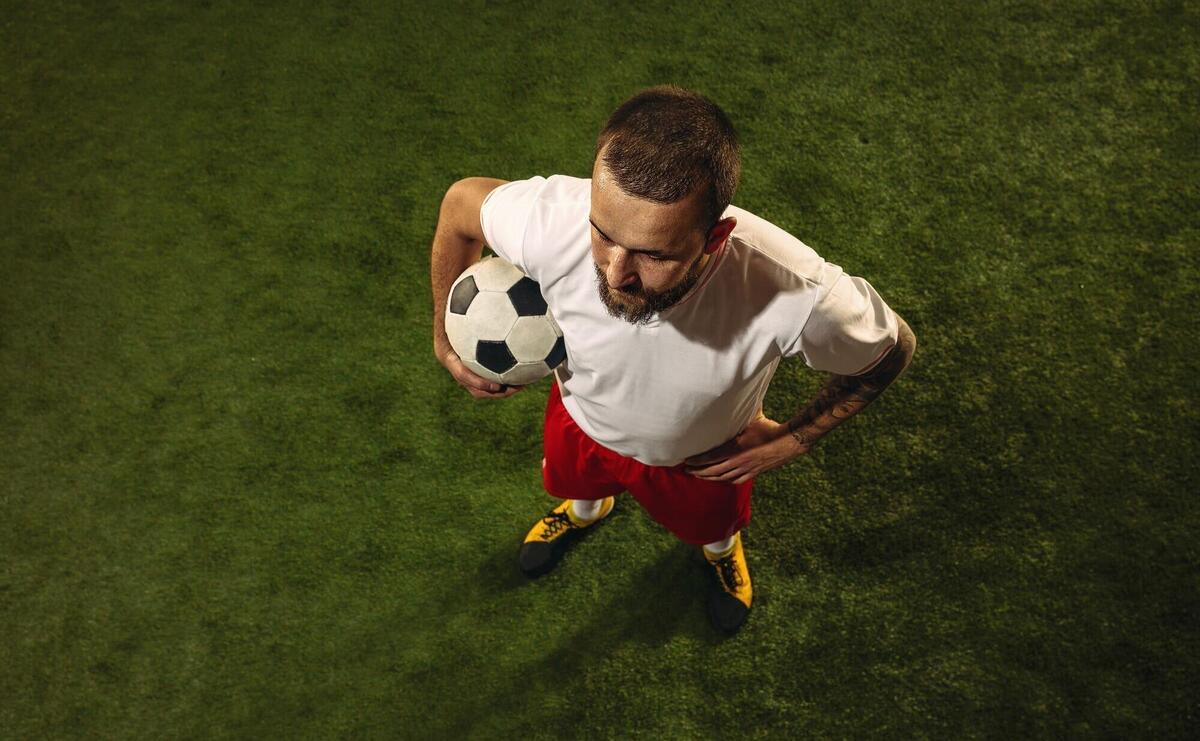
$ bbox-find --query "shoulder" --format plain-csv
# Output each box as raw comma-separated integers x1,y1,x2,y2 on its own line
541,174,591,203
484,174,591,285
481,173,589,212
723,204,828,289
490,174,588,206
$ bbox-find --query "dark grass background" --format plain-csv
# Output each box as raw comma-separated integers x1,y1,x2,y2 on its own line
3,0,1198,737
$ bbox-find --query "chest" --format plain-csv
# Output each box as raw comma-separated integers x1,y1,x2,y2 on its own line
547,277,778,395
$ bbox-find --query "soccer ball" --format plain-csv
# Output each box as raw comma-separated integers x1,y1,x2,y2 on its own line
445,256,566,386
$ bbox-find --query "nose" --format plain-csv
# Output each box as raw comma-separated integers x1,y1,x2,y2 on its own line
606,248,638,289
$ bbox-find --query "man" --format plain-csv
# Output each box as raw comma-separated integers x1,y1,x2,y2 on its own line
430,85,917,635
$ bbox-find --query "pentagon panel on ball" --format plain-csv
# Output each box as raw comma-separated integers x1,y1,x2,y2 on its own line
445,256,566,386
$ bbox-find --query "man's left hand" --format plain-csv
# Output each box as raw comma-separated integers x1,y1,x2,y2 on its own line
683,413,809,485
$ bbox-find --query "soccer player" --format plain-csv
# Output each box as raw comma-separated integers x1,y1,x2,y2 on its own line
431,85,917,635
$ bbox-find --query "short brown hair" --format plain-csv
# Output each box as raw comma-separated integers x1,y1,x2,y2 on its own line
594,85,741,237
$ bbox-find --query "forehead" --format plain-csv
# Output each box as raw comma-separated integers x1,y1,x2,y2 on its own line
590,163,702,251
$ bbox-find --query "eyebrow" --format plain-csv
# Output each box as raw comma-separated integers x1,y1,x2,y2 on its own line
588,217,668,256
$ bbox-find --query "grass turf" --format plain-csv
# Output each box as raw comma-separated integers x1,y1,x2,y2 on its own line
2,0,1198,737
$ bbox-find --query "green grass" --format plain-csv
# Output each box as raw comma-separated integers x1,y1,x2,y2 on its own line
3,0,1198,737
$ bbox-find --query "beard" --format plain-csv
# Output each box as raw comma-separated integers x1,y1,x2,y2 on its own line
593,253,707,325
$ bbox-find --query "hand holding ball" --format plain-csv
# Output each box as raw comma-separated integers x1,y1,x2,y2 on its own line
445,257,566,386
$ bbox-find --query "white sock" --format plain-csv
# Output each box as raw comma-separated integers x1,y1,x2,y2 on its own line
703,533,737,557
570,498,604,522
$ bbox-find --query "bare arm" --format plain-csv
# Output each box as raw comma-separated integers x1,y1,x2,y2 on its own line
430,176,520,399
684,315,917,483
785,315,918,451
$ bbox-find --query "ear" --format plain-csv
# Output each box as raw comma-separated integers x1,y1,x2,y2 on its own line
704,216,737,255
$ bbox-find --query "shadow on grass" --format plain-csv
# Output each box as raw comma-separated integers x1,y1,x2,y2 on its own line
406,531,725,737
471,537,533,599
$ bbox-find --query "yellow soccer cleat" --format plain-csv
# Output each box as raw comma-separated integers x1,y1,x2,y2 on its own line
703,531,753,634
518,497,615,578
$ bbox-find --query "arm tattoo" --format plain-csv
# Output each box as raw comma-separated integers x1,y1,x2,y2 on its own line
787,320,916,450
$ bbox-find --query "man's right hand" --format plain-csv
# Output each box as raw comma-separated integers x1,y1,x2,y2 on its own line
437,345,524,400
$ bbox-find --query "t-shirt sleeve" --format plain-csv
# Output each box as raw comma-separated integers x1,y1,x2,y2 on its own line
478,176,547,275
783,271,900,375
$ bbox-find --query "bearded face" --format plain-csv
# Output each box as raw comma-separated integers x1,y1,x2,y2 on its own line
588,148,733,325
592,251,707,325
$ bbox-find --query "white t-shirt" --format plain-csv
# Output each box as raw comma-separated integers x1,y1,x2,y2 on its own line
480,174,899,466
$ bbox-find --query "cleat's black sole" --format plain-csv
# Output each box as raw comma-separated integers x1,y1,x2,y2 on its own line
517,501,615,579
707,589,750,635
517,523,591,579
518,541,561,578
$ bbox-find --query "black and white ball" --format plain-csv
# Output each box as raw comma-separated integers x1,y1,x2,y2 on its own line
445,256,566,385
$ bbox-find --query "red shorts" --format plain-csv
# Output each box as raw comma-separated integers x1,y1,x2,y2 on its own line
541,381,753,545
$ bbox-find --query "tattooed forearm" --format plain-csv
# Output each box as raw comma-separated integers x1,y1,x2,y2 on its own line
786,375,880,449
786,319,916,451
